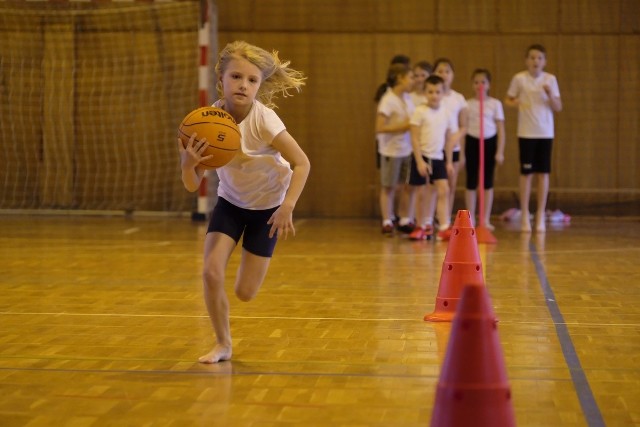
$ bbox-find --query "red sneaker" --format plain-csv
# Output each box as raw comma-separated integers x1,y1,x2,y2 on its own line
409,225,433,240
436,227,452,241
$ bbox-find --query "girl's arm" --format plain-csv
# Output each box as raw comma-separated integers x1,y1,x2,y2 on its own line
375,113,409,134
495,119,506,165
269,130,311,239
178,134,213,192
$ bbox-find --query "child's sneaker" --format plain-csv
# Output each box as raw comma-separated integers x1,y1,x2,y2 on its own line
381,223,394,235
409,225,433,240
436,227,452,241
397,221,415,234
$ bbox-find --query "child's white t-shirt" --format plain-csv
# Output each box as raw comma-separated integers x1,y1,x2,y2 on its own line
506,71,560,138
410,104,456,160
440,90,467,152
466,97,505,139
376,90,415,158
213,100,291,210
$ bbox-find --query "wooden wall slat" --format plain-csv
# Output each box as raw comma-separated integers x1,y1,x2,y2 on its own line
618,36,640,191
376,0,437,32
498,0,559,33
561,0,621,33
438,0,497,32
557,36,619,190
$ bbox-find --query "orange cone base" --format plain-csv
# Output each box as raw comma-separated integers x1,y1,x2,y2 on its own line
475,225,497,244
430,385,515,427
424,297,459,322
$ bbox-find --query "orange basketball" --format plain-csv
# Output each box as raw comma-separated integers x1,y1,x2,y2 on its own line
178,107,241,169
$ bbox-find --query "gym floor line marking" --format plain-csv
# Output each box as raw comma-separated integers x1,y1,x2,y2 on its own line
529,240,606,427
0,311,637,327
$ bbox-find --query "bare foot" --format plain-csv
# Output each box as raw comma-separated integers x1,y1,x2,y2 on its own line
199,344,232,364
485,222,495,231
536,217,546,233
521,218,532,233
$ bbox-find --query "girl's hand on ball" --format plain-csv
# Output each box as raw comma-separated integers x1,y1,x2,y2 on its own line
178,133,213,169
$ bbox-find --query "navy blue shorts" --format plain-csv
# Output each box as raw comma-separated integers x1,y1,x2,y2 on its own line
519,138,553,174
207,197,279,258
409,155,448,185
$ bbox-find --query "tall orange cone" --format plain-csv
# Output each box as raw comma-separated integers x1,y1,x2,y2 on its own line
430,284,515,427
425,210,484,322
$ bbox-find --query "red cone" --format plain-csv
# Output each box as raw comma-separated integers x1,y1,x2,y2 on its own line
425,210,485,322
430,284,515,427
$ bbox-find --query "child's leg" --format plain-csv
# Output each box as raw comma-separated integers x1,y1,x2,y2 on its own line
425,183,438,225
234,249,271,302
414,185,427,226
379,186,395,224
435,179,451,229
535,173,549,232
447,160,462,219
519,174,532,232
484,188,494,229
399,184,415,226
465,189,477,226
200,232,237,364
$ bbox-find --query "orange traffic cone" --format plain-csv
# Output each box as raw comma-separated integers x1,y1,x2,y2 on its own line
430,284,515,427
475,224,497,244
425,210,484,322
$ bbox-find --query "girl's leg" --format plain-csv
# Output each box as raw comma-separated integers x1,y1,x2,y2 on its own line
199,232,237,364
465,189,477,226
234,249,271,302
379,186,395,225
484,188,494,230
536,173,549,232
519,174,532,232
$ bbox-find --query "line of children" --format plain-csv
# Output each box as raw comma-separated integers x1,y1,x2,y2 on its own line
376,43,561,238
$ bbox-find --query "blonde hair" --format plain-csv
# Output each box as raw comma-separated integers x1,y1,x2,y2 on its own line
215,40,306,108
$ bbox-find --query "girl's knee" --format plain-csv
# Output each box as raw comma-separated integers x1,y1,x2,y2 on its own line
234,286,257,302
202,266,224,291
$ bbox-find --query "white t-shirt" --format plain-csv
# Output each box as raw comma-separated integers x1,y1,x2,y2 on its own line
376,90,415,158
440,90,467,152
466,96,505,139
409,91,427,108
410,104,456,160
507,71,560,138
213,100,291,210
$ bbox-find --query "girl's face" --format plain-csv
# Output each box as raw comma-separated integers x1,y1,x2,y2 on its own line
398,70,415,93
220,57,262,108
434,63,454,89
525,49,546,76
472,73,490,96
413,67,429,91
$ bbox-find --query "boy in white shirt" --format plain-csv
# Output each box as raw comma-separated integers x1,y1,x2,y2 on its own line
408,75,457,241
505,44,562,233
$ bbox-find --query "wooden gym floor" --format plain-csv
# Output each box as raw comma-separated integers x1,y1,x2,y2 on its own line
0,214,638,426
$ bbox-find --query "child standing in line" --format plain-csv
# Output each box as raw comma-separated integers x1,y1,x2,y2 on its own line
178,40,310,363
433,58,468,224
505,44,562,232
409,60,432,107
408,75,457,241
465,69,506,229
376,63,416,234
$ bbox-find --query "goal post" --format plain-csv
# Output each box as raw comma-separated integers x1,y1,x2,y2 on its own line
0,0,216,214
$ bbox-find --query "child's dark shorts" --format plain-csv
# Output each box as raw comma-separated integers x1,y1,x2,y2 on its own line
207,197,279,258
409,155,448,185
519,138,553,174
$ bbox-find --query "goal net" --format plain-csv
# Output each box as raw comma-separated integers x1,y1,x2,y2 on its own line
0,0,205,212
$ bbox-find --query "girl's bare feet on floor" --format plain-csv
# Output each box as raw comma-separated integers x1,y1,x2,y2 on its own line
199,344,232,364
